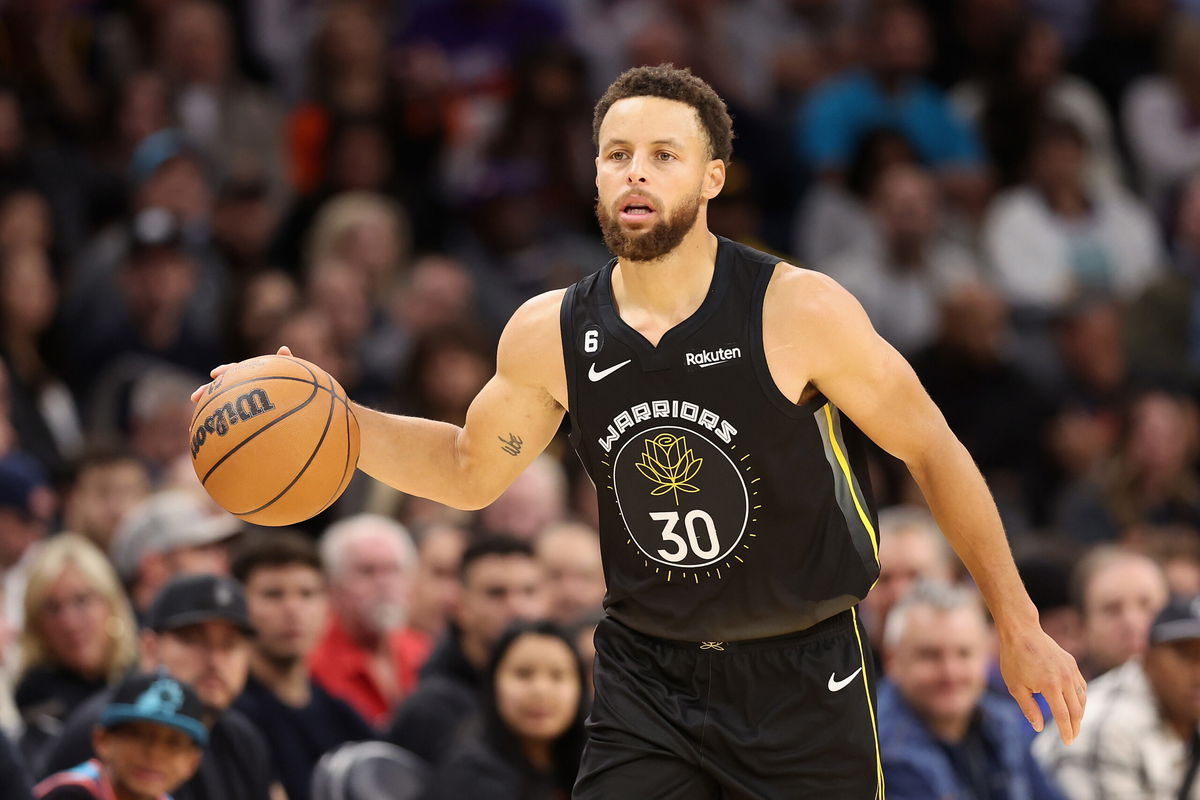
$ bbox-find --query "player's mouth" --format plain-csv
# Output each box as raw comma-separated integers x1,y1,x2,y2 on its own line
619,196,657,222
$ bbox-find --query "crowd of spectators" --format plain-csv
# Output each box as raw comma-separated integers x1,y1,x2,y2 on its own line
0,0,1199,797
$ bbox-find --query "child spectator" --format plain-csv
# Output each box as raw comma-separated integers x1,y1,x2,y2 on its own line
33,670,206,800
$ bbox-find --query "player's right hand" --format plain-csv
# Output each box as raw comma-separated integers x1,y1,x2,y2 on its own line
190,346,293,403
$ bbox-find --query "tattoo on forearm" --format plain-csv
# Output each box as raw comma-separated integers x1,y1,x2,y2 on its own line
499,433,524,456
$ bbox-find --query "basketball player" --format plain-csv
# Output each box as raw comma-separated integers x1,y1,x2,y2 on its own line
196,66,1085,797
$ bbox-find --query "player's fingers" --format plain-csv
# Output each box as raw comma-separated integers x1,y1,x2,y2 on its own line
1066,674,1086,741
209,362,234,379
276,345,292,357
1064,691,1082,743
1012,688,1044,734
1045,686,1075,745
190,384,207,403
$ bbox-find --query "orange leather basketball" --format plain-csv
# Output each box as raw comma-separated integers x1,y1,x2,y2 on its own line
189,355,359,526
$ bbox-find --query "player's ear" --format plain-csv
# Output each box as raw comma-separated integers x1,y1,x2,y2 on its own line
702,159,726,200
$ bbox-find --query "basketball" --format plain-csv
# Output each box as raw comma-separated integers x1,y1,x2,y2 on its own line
189,355,360,526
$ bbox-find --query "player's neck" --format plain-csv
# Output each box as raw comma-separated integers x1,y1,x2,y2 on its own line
612,226,718,331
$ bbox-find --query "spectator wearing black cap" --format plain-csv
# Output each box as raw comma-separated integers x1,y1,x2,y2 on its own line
34,670,206,800
42,574,274,800
231,531,373,800
66,205,222,405
1035,595,1200,799
63,128,227,363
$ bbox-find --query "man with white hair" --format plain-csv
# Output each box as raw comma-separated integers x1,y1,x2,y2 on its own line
309,513,429,727
880,581,1066,800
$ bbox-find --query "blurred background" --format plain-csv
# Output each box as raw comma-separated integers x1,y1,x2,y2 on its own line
2,0,1200,798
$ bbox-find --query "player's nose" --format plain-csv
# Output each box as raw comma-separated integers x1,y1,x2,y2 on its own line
626,154,649,183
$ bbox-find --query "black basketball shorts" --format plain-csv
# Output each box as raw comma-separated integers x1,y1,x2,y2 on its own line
573,609,884,799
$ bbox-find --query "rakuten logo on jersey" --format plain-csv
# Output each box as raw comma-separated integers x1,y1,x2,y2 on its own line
685,346,742,369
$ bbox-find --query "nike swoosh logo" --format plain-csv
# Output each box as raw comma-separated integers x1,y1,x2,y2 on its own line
828,667,863,692
588,360,632,382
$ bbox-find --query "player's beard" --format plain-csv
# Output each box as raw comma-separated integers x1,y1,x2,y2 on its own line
596,192,702,262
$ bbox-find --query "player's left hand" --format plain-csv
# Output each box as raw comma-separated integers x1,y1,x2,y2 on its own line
998,625,1086,745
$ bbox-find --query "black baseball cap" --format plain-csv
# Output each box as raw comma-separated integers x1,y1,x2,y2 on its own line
101,670,208,747
1150,595,1200,646
147,574,254,636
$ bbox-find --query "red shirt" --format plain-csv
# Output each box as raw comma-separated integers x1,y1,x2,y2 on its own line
308,613,432,727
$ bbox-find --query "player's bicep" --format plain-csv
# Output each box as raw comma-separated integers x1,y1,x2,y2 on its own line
459,369,564,488
454,289,567,504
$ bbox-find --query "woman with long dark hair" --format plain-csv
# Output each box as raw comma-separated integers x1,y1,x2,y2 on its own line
424,620,588,800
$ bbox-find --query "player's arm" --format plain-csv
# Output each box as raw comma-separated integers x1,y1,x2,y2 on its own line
352,290,567,509
193,291,567,511
766,267,1086,744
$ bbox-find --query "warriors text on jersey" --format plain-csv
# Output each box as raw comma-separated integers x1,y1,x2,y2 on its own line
560,237,882,642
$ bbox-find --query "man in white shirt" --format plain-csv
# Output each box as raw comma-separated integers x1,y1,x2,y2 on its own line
1035,595,1200,799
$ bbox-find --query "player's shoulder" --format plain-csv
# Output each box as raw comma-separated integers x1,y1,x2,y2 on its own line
765,261,864,325
497,289,568,384
502,288,567,345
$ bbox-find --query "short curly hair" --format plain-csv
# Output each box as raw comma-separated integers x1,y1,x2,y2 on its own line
592,64,734,163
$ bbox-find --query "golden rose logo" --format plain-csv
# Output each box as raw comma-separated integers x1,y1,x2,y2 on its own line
636,432,703,505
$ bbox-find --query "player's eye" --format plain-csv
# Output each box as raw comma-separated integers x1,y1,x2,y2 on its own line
609,151,627,161
656,152,675,161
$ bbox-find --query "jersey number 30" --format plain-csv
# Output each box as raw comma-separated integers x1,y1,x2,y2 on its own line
649,510,719,562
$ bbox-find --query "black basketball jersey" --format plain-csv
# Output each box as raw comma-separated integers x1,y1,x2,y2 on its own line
559,236,881,642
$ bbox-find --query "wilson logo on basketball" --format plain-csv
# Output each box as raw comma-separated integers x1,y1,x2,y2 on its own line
191,388,276,458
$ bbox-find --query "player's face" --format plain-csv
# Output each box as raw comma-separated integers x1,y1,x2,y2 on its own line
94,721,202,799
244,564,328,663
494,634,581,744
887,606,990,728
1083,559,1168,673
594,96,722,262
152,621,250,712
